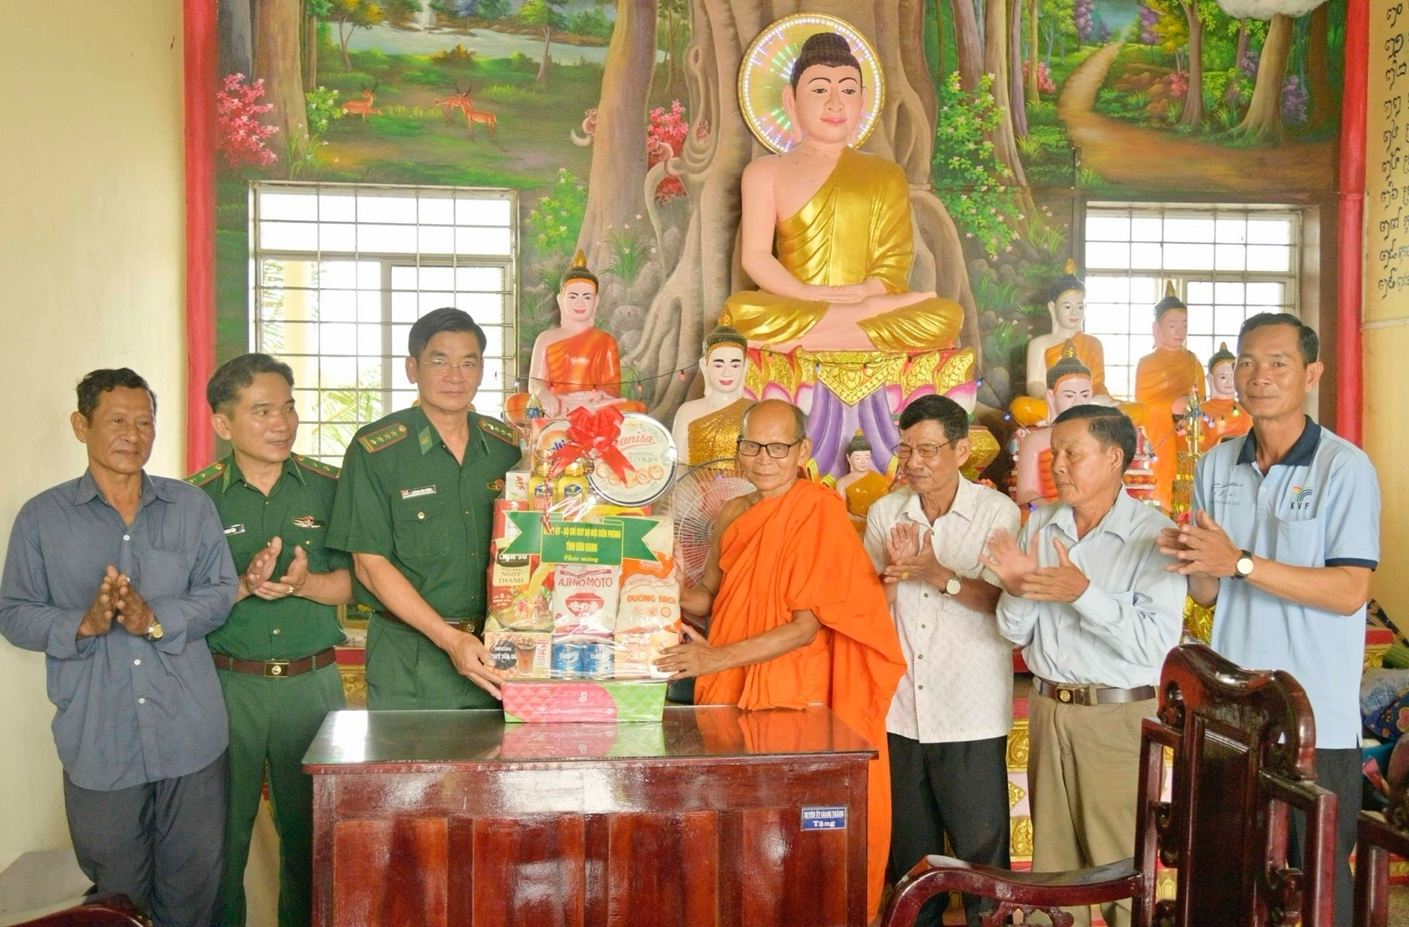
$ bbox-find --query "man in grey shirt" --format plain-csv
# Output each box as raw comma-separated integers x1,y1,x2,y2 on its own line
0,368,236,927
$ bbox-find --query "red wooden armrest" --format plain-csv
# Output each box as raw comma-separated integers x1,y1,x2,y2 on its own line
11,893,151,927
881,856,1143,927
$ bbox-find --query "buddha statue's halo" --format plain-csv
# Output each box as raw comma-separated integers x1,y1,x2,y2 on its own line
738,14,885,155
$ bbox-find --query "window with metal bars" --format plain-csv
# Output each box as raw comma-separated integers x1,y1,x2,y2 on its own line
1081,204,1301,399
250,182,517,461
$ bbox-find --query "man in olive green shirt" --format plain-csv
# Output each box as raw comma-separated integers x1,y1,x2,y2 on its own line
189,353,353,927
328,308,521,709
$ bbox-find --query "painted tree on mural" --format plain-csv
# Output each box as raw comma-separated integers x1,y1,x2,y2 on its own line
520,0,569,81
619,0,978,417
1236,12,1293,141
255,0,310,158
576,0,658,272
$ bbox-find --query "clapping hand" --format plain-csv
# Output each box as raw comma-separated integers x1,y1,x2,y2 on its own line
1017,539,1090,603
980,528,1038,592
113,574,156,635
77,565,120,639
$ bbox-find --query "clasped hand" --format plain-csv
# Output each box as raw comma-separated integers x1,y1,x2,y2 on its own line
1156,510,1240,577
244,536,309,600
980,529,1089,602
79,564,156,638
880,522,952,588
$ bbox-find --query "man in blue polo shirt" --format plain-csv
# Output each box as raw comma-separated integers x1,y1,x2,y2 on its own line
1159,312,1378,927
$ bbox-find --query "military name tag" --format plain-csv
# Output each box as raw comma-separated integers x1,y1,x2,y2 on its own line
224,524,246,536
400,485,437,500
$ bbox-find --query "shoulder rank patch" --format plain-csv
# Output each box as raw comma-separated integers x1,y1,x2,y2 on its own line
358,422,409,454
184,461,226,487
479,416,517,447
293,453,340,480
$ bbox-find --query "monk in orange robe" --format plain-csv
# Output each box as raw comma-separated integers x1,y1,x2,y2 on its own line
657,399,906,919
1134,288,1204,511
529,250,642,415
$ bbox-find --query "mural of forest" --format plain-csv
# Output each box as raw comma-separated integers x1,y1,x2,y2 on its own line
212,0,1345,430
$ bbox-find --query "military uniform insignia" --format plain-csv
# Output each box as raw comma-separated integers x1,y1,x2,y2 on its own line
224,523,246,536
488,478,505,493
293,453,340,479
358,422,409,454
185,461,226,487
292,515,323,529
479,417,517,446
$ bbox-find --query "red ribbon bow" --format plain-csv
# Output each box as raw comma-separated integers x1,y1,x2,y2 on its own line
549,405,636,482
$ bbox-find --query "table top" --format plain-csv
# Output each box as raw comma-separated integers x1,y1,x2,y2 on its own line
304,705,877,770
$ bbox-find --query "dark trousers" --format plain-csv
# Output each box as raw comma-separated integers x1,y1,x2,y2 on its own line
64,751,228,927
887,733,1011,927
1289,747,1361,927
218,663,345,927
366,613,499,710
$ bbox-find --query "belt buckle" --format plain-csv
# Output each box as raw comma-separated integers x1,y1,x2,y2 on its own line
1054,683,1096,706
265,661,291,678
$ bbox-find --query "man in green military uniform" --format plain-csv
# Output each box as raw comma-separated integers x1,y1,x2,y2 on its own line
188,353,353,927
328,307,521,709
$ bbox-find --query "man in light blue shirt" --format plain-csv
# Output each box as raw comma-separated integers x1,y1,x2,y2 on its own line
0,369,237,927
1160,313,1378,927
986,405,1185,927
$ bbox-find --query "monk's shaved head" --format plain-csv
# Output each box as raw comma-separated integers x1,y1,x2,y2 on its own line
742,399,808,443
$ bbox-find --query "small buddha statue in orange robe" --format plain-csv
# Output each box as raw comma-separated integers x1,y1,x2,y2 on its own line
1025,260,1109,400
1014,344,1093,509
834,430,891,529
1198,342,1252,450
528,250,632,417
1133,282,1205,512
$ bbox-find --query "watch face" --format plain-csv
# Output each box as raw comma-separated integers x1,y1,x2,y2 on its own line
1236,554,1254,578
945,576,962,596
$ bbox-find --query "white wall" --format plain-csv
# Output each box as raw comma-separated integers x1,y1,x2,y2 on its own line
0,0,185,869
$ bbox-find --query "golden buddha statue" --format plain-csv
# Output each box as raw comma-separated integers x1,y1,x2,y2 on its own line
1025,260,1109,400
528,250,638,417
1133,282,1205,512
1198,342,1252,450
833,430,891,528
720,31,963,353
671,325,753,467
1014,344,1092,509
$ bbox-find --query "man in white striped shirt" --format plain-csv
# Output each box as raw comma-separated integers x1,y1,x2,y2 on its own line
864,394,1020,927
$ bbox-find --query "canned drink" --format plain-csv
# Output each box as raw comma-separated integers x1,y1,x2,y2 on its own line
552,638,585,678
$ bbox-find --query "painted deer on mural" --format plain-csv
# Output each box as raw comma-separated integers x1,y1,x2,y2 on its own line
342,84,381,121
433,85,498,140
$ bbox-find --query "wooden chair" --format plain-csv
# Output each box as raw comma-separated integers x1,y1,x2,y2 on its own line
1353,732,1409,926
881,643,1337,927
9,894,150,927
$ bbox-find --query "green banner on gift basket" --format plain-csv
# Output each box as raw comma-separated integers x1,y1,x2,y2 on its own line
540,518,624,565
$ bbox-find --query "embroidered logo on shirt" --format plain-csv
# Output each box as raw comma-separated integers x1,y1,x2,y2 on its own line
1212,481,1242,504
224,524,246,536
488,478,505,493
400,485,437,500
1290,485,1314,511
292,515,323,529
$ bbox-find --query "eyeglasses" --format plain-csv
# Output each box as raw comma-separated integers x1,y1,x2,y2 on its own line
737,438,804,459
420,357,482,374
892,440,952,460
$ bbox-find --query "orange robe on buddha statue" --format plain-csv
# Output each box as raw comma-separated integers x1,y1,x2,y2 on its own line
695,480,906,918
1135,347,1204,511
544,328,621,397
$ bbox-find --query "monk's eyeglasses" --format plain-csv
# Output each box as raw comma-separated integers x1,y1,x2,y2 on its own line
737,438,804,459
892,441,951,460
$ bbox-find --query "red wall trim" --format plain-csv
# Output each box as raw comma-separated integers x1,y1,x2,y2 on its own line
1338,0,1368,445
184,0,217,470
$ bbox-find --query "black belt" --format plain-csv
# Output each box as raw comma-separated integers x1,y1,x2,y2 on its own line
1034,677,1157,706
374,610,479,634
212,647,337,678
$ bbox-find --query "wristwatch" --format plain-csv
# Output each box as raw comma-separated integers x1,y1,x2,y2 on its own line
145,619,164,641
1233,550,1255,580
943,575,963,596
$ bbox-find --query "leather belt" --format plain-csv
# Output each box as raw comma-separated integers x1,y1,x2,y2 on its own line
374,610,479,635
212,647,337,678
1034,677,1157,706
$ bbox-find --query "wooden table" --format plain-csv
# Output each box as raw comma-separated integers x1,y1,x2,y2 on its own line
305,705,877,927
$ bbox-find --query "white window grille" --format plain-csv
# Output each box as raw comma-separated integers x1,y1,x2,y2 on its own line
251,182,517,460
1082,204,1300,399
